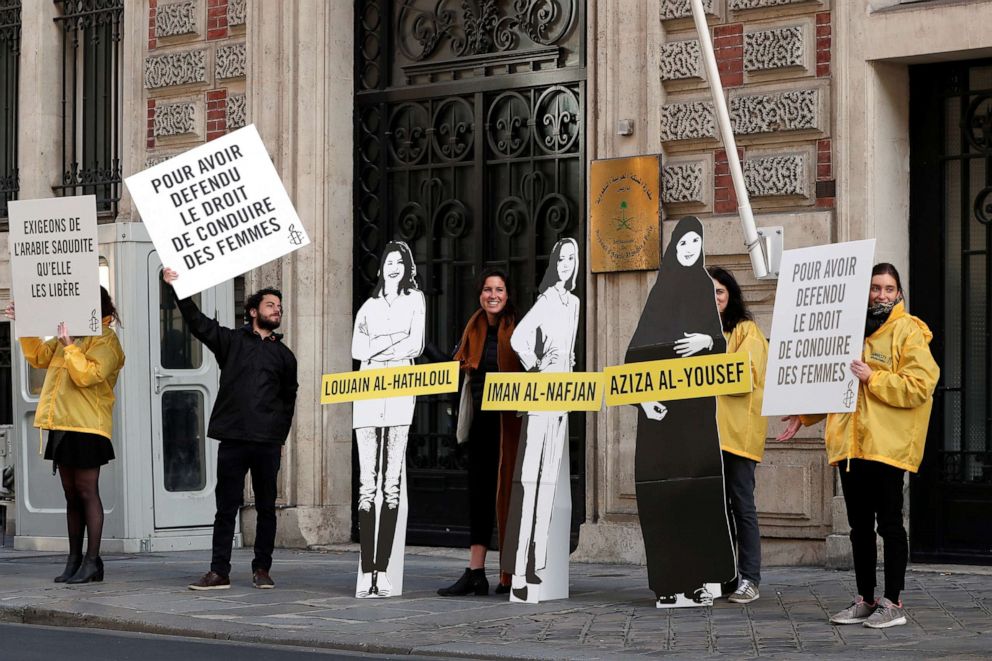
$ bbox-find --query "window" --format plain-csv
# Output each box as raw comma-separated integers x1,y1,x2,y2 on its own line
0,1,19,222
53,0,123,218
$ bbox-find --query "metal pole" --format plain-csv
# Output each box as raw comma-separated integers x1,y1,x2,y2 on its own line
689,0,769,279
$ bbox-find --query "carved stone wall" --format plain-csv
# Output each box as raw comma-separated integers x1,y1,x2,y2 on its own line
226,93,246,129
153,102,196,137
744,25,804,72
144,49,207,89
155,1,197,39
216,42,246,80
660,101,716,141
662,161,705,204
730,88,820,134
730,0,819,9
743,153,808,197
661,0,715,21
228,0,246,27
660,39,702,82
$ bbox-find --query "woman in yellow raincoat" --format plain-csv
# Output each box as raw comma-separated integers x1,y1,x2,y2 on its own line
778,263,939,630
709,266,768,606
6,287,125,585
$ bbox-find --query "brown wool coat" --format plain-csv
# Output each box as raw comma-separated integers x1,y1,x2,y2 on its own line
454,309,522,581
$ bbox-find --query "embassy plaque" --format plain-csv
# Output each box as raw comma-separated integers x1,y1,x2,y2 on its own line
590,155,661,273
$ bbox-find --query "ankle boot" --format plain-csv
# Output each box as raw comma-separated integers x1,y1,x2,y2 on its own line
437,567,488,596
54,554,82,583
525,541,542,585
66,556,104,584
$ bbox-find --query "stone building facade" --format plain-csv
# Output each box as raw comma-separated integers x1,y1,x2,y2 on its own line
2,0,988,567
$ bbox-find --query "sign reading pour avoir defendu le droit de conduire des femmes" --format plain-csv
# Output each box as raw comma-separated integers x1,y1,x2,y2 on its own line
125,124,311,300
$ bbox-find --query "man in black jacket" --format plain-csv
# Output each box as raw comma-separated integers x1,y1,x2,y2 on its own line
163,268,298,590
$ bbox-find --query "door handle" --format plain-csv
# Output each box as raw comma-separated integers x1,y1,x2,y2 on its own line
153,368,173,394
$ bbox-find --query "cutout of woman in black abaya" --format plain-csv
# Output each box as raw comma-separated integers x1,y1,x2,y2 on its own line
625,216,736,608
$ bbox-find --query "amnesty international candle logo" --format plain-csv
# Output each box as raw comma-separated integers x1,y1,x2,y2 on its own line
590,155,661,273
288,224,304,246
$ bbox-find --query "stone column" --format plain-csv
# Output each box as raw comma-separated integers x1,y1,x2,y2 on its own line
247,0,353,546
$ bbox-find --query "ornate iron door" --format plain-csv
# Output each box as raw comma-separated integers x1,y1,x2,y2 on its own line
910,61,992,564
354,1,586,547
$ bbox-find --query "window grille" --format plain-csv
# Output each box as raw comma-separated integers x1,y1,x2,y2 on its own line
53,0,123,219
0,1,19,222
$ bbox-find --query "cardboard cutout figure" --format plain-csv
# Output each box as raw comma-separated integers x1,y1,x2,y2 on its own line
502,238,580,603
352,241,426,598
625,216,736,608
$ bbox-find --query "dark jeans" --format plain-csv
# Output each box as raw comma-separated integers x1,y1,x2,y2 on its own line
467,410,500,547
211,441,282,577
839,458,907,603
723,451,761,584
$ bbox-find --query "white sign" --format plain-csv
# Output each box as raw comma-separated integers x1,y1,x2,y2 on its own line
125,124,310,299
8,196,100,339
762,239,876,417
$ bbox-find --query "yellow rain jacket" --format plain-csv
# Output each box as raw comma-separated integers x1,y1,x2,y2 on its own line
21,320,125,441
801,302,939,473
718,320,769,462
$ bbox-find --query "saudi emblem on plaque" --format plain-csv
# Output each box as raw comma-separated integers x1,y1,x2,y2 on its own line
590,155,661,273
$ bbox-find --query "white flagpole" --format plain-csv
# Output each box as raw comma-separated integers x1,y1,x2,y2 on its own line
689,0,769,279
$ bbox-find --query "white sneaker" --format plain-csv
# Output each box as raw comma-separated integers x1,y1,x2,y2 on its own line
728,579,759,604
863,597,907,629
830,596,877,624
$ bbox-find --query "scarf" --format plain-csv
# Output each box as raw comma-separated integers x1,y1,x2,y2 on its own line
865,299,899,337
453,309,520,374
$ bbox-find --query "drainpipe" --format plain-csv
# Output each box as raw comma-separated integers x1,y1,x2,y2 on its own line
689,0,770,279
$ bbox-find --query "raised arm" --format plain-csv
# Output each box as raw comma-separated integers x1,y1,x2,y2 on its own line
162,268,233,362
20,337,59,369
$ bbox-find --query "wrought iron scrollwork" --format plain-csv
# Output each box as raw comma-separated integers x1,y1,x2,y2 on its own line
432,97,474,162
396,0,575,61
966,94,992,225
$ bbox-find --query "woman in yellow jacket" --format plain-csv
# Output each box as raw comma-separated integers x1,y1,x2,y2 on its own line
778,263,939,629
709,267,768,605
5,287,125,584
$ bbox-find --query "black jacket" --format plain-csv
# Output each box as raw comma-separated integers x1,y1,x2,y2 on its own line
172,288,298,444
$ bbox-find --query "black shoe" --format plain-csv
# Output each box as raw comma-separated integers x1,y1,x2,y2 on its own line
512,585,528,601
66,556,103,584
437,568,489,596
525,541,542,585
54,555,82,583
657,594,677,605
495,582,511,595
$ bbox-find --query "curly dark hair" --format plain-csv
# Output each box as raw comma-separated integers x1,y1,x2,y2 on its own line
244,287,282,325
707,266,752,333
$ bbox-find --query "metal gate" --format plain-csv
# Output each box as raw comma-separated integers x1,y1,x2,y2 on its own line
354,0,586,546
910,60,992,564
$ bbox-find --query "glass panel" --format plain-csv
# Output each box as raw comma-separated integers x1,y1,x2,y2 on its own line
159,276,202,370
27,363,45,397
162,390,206,492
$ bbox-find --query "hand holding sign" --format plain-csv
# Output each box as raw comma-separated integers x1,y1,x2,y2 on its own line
674,332,714,357
4,301,13,321
56,321,73,347
850,359,873,383
162,267,179,284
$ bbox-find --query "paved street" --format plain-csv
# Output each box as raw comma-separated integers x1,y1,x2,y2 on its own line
0,547,989,659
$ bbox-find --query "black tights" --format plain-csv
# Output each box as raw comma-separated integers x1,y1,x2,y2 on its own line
58,466,104,558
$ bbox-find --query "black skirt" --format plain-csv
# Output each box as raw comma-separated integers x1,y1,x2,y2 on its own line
44,430,115,470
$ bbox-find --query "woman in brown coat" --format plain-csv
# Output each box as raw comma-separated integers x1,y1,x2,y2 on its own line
438,268,522,595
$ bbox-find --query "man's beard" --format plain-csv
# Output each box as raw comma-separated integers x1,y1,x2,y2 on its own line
256,314,281,331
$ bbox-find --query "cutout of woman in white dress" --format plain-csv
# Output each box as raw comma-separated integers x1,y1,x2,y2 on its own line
503,237,580,603
351,241,426,598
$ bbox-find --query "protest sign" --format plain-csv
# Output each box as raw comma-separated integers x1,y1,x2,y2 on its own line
604,351,752,406
8,196,100,339
482,372,605,412
320,362,458,405
125,124,310,299
762,239,875,416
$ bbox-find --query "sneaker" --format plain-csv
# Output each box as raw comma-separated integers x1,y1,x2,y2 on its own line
188,570,230,591
830,596,877,624
252,569,275,589
864,597,907,629
728,578,759,604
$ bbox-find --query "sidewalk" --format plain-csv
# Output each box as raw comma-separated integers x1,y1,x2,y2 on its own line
0,546,989,659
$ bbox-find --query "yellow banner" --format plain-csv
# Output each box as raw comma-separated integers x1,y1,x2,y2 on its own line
481,372,606,412
320,361,459,404
604,352,753,406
